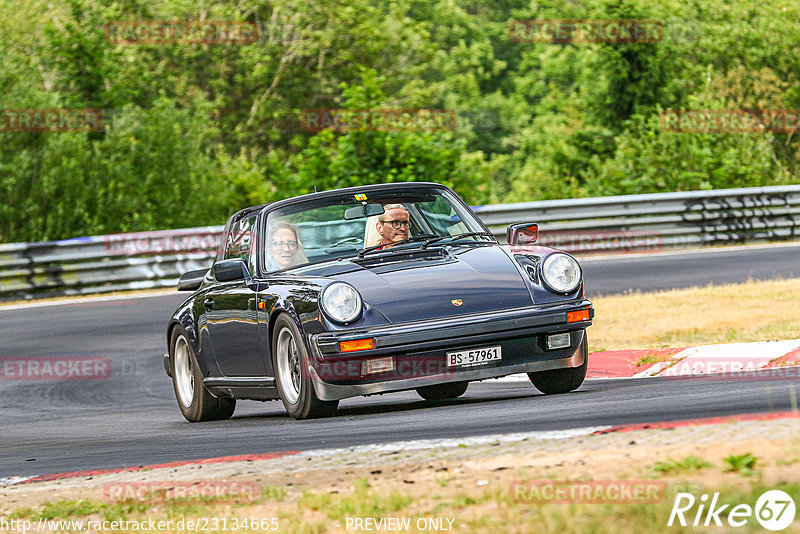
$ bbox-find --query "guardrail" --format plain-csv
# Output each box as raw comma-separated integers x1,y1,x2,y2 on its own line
2,184,799,301
0,227,222,300
475,184,800,252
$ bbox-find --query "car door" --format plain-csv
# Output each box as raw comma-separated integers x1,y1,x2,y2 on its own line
205,211,268,377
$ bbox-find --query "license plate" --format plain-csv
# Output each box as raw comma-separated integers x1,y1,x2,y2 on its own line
446,346,502,367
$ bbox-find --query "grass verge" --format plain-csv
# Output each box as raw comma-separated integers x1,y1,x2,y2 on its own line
589,278,800,351
6,479,798,533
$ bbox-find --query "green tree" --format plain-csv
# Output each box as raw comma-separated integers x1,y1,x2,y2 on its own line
286,69,487,202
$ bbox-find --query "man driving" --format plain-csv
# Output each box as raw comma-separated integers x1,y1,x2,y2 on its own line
375,204,410,247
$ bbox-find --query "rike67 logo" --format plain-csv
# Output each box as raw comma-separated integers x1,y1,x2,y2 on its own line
669,490,796,531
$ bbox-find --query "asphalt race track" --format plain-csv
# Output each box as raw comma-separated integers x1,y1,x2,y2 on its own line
581,242,800,295
1,243,799,479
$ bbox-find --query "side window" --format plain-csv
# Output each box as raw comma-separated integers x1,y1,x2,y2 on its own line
214,223,231,264
224,213,257,264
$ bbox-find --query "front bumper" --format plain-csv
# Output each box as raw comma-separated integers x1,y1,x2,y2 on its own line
308,300,593,401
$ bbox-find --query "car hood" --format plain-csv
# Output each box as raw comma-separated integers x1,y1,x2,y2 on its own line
326,245,533,323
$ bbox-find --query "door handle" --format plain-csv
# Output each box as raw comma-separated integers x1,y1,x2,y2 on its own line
203,296,214,309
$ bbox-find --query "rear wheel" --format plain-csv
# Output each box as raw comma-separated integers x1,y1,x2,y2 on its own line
416,381,469,401
528,335,588,395
272,314,339,419
171,327,235,422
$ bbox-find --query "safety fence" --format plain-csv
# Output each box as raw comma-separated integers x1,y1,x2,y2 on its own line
1,185,798,300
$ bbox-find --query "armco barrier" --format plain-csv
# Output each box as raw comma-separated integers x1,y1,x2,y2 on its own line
473,184,800,253
0,227,222,300
1,185,799,300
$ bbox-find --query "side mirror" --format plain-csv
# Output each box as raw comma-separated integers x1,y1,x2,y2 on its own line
344,203,385,220
177,268,209,291
213,258,250,283
506,223,539,245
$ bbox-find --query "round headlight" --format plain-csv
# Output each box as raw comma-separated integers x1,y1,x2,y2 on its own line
320,282,363,323
540,253,582,294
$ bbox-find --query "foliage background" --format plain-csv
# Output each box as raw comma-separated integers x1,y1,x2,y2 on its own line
0,0,798,242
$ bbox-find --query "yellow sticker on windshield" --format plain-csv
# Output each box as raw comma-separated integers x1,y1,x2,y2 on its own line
354,193,368,201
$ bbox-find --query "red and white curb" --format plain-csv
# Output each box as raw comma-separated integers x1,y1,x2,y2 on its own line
0,452,299,487
498,339,800,381
0,428,607,487
5,410,800,488
633,339,800,378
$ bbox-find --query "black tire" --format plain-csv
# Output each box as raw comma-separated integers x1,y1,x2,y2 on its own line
272,314,339,419
416,381,469,401
170,327,235,422
528,334,588,395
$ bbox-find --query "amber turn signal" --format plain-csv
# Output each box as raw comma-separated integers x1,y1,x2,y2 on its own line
340,338,375,352
567,308,590,323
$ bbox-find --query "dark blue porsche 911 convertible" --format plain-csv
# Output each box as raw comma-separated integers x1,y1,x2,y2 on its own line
164,182,593,421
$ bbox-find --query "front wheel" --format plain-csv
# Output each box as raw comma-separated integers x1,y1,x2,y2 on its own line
416,381,469,401
272,314,339,419
528,335,588,395
171,327,235,422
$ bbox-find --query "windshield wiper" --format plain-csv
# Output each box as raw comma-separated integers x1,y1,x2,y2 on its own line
420,231,497,248
357,234,438,258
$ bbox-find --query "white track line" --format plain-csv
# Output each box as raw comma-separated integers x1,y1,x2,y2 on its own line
494,374,651,382
302,426,611,456
0,426,610,486
0,476,37,487
0,290,177,312
579,240,800,262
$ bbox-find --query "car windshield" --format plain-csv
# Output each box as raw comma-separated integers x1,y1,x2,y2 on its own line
262,186,489,272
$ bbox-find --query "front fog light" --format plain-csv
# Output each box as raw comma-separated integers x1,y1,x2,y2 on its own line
362,357,395,375
547,333,572,350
